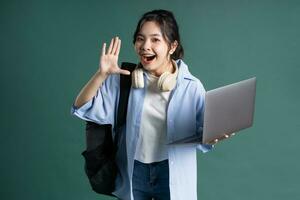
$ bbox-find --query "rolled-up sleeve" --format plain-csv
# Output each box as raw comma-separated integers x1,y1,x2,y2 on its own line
71,74,120,126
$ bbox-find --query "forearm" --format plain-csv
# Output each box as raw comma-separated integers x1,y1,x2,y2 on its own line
74,71,108,108
74,36,123,108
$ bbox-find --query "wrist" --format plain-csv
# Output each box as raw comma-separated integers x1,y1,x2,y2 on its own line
96,69,109,79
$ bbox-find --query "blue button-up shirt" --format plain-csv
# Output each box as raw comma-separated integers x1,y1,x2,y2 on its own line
71,59,213,200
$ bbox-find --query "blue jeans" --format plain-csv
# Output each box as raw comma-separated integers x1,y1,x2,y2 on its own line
132,160,170,200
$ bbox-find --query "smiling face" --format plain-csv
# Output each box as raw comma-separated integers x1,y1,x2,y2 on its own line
134,21,177,76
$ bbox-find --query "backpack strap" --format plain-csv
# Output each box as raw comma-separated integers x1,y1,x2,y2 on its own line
114,62,136,147
116,62,136,127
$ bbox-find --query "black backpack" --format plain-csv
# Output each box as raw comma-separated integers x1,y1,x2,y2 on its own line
81,62,136,196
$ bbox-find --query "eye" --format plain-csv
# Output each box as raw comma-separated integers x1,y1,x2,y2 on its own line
136,36,144,42
152,38,160,42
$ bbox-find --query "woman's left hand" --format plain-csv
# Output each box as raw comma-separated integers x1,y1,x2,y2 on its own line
207,132,236,145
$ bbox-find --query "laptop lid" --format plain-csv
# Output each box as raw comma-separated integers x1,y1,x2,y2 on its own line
202,77,256,144
168,77,256,145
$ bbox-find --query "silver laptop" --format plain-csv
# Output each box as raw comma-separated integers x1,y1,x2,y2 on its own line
169,77,256,145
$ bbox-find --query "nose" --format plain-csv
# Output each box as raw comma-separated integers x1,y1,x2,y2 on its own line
141,39,151,51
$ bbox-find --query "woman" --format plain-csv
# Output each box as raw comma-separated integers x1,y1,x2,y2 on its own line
72,9,213,200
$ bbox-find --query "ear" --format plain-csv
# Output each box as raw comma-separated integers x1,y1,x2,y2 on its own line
169,40,178,55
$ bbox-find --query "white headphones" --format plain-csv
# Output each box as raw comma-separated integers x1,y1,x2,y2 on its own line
132,60,179,91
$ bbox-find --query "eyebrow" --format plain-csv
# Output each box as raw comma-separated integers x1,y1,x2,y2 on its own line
137,33,162,37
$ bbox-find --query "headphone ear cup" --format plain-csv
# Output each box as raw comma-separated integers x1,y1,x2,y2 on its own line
157,60,179,91
157,72,170,91
132,68,144,88
158,72,177,91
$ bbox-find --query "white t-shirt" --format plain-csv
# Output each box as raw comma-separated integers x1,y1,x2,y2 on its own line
134,71,171,163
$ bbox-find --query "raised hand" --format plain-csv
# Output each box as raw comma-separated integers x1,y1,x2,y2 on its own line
98,36,130,76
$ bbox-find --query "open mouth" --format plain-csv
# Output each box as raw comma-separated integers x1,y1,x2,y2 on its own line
145,55,156,61
141,55,156,63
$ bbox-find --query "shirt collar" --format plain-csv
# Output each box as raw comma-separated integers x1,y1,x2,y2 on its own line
175,59,197,84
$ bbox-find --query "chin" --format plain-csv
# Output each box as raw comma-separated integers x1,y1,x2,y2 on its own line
141,63,157,72
139,60,149,68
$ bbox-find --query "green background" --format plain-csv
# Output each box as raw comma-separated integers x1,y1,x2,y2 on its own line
1,0,299,199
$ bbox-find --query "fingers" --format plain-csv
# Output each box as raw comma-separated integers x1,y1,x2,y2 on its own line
111,37,119,55
104,37,120,55
207,138,218,145
118,69,131,75
107,38,114,54
115,38,121,55
207,132,236,145
101,43,106,56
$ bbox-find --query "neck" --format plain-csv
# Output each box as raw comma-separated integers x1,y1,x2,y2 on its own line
151,60,174,77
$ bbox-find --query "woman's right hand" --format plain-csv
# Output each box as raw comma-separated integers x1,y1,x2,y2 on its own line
98,36,131,76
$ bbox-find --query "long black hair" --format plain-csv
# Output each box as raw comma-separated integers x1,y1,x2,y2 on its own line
133,9,184,60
